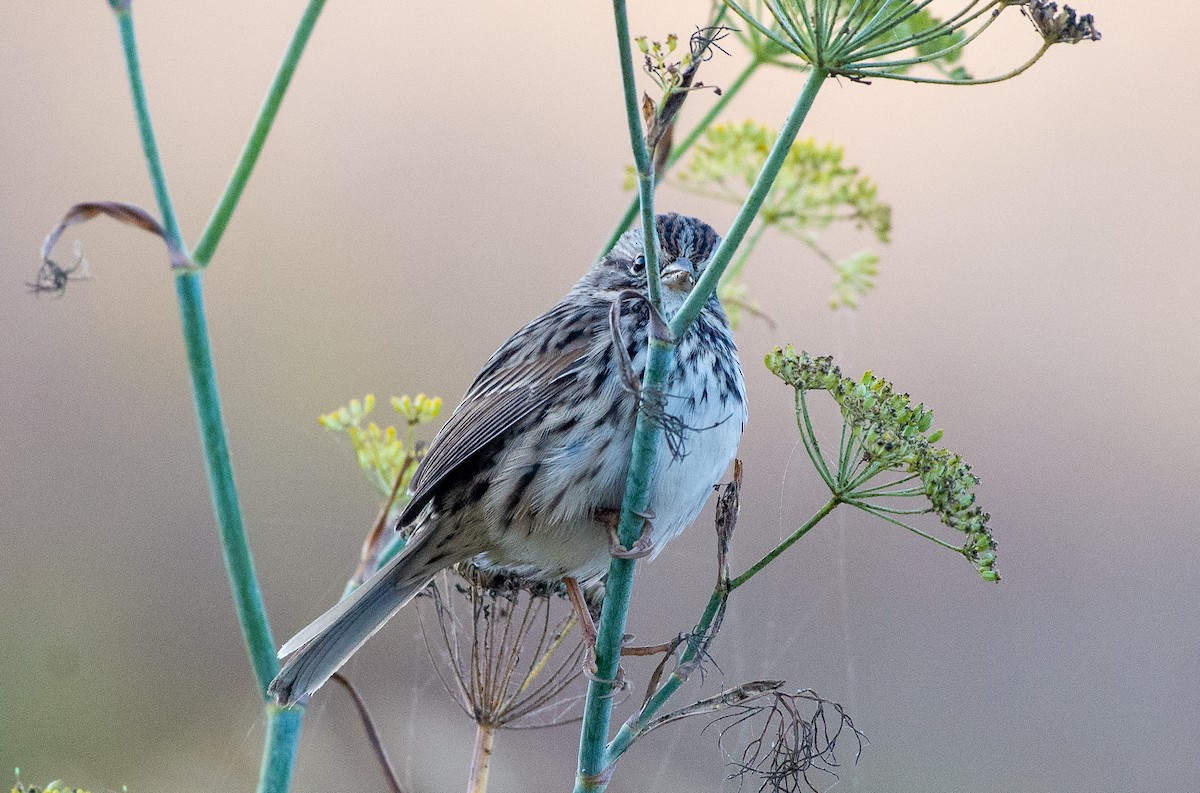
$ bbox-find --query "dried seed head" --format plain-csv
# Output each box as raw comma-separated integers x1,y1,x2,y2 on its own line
417,564,589,729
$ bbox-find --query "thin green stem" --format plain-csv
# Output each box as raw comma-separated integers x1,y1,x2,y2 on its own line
797,388,835,488
850,3,1001,65
112,0,280,698
726,0,807,60
610,0,661,306
828,0,873,54
787,0,822,62
112,7,184,250
730,497,840,590
605,495,841,765
841,0,939,56
846,40,1053,85
670,66,828,336
192,0,326,265
599,57,761,260
852,473,919,496
853,502,930,516
603,586,725,764
845,459,887,492
849,502,962,552
837,420,861,484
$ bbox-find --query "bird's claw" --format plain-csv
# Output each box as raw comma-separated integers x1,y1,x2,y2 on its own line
584,660,630,692
608,511,656,560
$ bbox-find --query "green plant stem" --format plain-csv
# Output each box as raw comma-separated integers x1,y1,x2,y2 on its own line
113,6,183,249
258,707,304,793
116,4,280,692
192,0,326,265
603,587,723,764
599,57,761,259
574,340,672,793
610,0,662,306
109,4,327,793
671,66,828,336
576,3,668,789
729,497,839,589
604,497,838,764
175,272,279,693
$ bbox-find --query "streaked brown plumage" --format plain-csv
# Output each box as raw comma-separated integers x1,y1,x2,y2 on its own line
269,214,745,706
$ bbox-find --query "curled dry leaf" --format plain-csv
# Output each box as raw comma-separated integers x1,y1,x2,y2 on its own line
32,201,194,296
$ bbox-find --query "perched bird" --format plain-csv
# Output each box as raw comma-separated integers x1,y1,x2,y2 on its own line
269,213,746,706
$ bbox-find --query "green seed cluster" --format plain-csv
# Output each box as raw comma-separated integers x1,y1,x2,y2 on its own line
766,345,999,582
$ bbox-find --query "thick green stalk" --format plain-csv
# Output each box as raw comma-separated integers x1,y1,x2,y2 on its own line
575,2,668,788
670,66,828,336
575,340,672,792
576,65,828,792
258,707,304,793
598,58,761,259
175,271,279,693
192,0,326,265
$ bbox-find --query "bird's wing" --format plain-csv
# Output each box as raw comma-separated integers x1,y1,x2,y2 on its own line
395,299,602,525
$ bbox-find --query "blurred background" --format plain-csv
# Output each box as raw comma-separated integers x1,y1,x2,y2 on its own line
1,2,1195,791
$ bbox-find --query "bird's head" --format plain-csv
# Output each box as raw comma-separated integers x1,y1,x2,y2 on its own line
596,213,722,312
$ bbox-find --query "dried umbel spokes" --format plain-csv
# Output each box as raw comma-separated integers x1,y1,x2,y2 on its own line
719,689,864,793
417,564,589,729
724,0,1100,85
766,345,999,581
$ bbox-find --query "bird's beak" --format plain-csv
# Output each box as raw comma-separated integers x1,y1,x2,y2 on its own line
661,257,696,291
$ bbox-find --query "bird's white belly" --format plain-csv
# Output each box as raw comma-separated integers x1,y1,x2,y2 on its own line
645,388,744,552
479,365,744,582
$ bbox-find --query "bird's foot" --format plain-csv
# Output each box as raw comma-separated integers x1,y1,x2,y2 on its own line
583,660,629,692
599,507,657,560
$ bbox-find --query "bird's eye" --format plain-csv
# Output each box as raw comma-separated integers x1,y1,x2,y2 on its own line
630,255,646,274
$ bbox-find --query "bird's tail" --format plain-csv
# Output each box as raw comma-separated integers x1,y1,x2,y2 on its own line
268,528,452,706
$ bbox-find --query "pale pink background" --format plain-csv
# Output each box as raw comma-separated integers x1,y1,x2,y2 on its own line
2,2,1195,792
